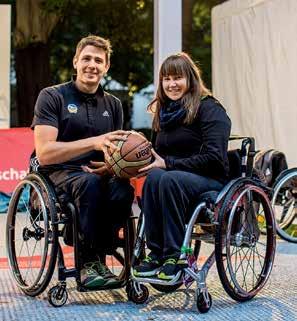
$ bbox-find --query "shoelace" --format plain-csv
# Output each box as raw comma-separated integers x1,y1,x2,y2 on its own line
143,256,153,263
164,258,177,265
84,262,108,275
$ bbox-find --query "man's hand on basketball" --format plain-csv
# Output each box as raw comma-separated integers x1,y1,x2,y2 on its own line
94,130,128,156
138,148,166,173
81,161,110,176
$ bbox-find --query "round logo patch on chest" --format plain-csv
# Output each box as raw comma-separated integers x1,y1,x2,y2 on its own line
67,104,78,113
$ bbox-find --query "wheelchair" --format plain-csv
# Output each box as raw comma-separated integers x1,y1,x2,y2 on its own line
128,136,276,313
271,168,297,243
6,166,136,307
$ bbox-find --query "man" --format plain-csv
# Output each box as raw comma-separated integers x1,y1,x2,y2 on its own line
31,35,134,289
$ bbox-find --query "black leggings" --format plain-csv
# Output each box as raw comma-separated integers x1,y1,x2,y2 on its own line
142,168,223,259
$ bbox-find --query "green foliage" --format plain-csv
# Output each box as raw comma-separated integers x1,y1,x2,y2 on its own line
50,0,153,94
184,0,225,90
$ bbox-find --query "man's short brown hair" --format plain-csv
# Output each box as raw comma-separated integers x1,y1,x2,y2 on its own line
74,35,112,64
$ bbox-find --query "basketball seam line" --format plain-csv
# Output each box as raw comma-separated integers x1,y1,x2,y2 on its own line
107,133,151,177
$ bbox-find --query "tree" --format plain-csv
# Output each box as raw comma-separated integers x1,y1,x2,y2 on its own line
7,0,223,127
182,0,226,89
50,0,153,95
10,0,153,127
14,0,69,127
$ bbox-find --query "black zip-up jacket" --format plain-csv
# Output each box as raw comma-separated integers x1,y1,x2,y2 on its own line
154,96,231,183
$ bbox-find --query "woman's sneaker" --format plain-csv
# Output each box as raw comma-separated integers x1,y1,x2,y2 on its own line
133,254,162,277
158,257,185,281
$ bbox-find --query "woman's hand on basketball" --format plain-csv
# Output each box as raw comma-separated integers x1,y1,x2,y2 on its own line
138,148,166,173
81,161,110,176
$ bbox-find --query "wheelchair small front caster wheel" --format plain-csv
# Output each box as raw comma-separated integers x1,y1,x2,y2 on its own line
128,284,149,304
196,291,212,313
48,284,68,307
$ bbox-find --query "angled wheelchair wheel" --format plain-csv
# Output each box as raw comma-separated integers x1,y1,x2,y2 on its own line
272,169,297,243
215,178,276,302
6,173,59,296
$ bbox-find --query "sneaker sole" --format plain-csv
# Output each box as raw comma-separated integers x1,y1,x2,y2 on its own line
83,278,106,288
133,268,160,277
157,272,176,280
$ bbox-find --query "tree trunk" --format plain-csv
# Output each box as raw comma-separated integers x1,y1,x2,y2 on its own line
15,43,51,127
182,0,195,52
14,0,65,127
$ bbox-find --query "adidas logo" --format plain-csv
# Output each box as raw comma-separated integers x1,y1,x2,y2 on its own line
102,110,109,117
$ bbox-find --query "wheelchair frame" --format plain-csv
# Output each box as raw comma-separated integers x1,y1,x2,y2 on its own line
128,137,276,313
6,170,136,307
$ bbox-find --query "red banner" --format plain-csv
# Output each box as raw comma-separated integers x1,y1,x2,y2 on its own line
0,127,146,196
0,128,34,193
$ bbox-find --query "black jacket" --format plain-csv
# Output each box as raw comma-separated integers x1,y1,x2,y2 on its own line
154,96,231,183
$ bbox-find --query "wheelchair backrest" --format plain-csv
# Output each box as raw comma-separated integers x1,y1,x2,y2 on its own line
227,149,242,179
228,136,256,180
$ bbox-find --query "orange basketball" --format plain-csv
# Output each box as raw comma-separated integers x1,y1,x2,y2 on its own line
105,131,152,179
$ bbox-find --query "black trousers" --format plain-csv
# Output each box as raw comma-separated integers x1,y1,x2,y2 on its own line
49,169,134,261
142,168,223,259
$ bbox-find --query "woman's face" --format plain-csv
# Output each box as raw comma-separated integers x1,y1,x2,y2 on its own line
162,75,188,101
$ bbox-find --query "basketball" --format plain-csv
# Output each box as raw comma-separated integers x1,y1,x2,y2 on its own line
105,131,152,179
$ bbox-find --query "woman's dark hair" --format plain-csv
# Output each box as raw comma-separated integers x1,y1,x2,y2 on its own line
148,52,211,131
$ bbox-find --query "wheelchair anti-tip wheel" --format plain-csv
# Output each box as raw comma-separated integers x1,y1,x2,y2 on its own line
48,283,68,307
6,173,59,297
215,178,276,302
272,169,297,243
127,283,149,304
196,290,212,314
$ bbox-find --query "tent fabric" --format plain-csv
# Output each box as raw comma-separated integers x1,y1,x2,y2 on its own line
212,0,297,166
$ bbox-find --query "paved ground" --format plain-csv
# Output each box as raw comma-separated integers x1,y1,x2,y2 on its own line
0,213,297,321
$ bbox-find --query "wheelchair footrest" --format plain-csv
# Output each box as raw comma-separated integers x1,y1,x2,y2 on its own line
77,280,126,292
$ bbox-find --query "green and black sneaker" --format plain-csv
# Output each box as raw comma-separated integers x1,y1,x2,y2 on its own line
80,262,106,289
133,254,162,277
158,257,186,281
96,263,122,286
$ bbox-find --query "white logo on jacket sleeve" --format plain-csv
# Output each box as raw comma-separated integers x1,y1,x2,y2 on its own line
67,104,78,113
102,110,110,117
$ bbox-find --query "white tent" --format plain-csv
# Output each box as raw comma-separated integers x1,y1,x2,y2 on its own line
212,0,297,166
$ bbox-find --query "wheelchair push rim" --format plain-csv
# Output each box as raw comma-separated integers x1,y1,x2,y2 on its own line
216,181,276,301
272,171,297,243
6,173,58,296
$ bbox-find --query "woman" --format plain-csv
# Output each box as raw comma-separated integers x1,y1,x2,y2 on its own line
133,52,231,281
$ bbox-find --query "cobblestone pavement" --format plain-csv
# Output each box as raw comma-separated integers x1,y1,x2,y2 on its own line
0,214,297,321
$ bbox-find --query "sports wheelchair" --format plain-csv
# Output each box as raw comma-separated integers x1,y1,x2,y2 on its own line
6,166,136,307
128,136,276,313
270,168,297,243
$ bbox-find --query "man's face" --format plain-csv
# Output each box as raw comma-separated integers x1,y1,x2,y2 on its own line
73,45,109,89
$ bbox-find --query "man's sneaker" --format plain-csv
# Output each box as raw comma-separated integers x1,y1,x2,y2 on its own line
133,254,162,277
80,262,106,289
158,257,184,281
96,263,121,286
